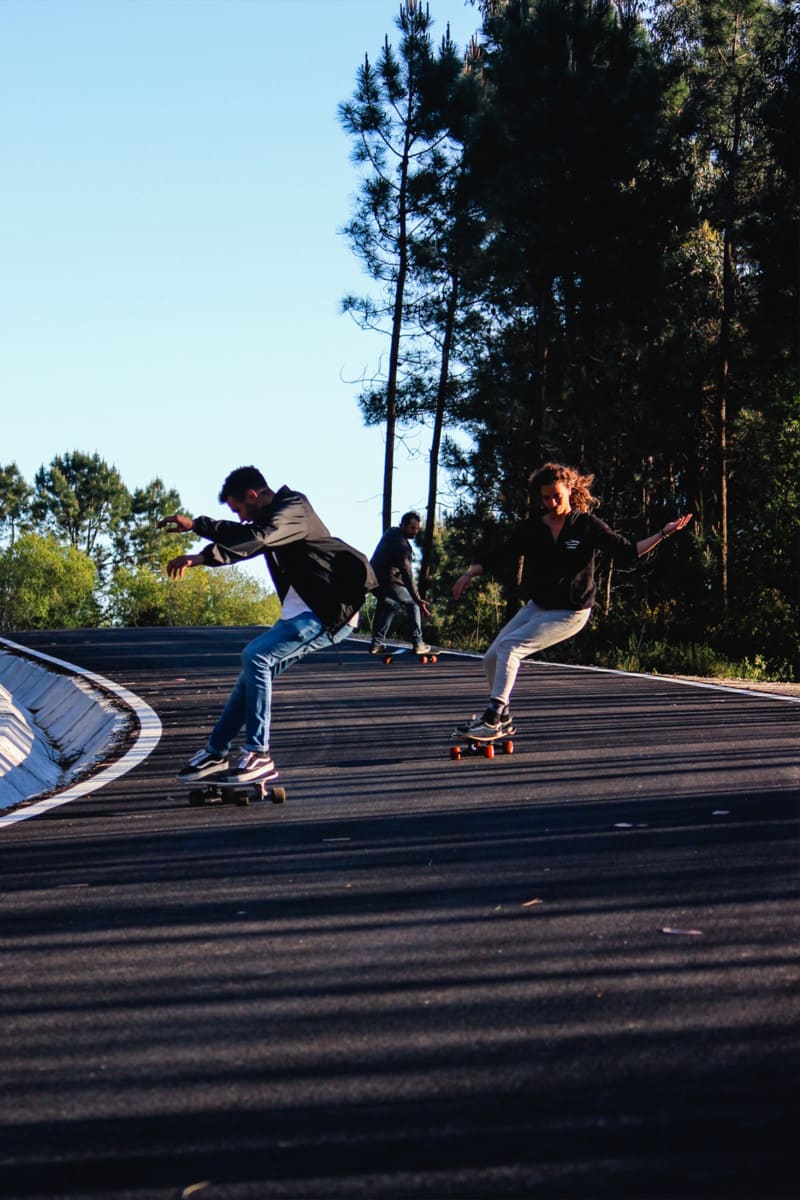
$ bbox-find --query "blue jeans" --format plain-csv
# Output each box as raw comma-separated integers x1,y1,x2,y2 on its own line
207,613,353,754
373,586,423,646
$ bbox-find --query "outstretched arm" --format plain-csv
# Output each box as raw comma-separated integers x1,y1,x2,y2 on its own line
158,513,195,534
636,513,693,557
165,553,205,579
158,512,203,578
452,563,484,601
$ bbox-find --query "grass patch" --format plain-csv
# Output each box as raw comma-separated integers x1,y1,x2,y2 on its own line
588,633,795,682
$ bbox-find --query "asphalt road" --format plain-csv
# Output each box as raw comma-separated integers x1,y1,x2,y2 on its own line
1,627,798,1200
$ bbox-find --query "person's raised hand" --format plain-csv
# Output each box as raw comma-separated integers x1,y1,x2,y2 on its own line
662,513,693,537
452,572,473,601
158,513,194,534
166,554,200,579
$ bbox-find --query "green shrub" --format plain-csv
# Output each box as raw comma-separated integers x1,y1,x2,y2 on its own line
0,533,99,629
109,564,281,628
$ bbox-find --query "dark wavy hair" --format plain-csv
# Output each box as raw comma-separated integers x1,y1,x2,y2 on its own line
527,462,599,513
218,465,269,503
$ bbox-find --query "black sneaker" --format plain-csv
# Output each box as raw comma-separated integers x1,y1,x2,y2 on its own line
222,750,279,787
456,712,501,740
457,707,514,740
177,749,228,780
369,641,388,654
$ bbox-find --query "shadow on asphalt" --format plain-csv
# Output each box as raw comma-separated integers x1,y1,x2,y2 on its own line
1,628,797,1199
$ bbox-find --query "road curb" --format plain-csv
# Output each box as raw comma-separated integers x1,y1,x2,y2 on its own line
0,637,162,828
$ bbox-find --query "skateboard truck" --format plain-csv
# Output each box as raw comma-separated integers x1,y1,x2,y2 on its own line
382,646,438,665
187,780,287,807
450,727,515,760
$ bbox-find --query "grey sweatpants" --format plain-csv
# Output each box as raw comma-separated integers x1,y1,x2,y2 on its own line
484,600,591,705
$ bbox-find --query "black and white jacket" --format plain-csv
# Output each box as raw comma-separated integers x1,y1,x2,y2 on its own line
193,486,378,632
484,510,639,611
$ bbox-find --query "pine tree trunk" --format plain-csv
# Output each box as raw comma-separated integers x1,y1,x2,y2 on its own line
419,275,459,596
719,72,744,615
382,136,411,532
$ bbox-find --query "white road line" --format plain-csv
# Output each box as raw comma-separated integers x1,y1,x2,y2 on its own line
0,637,162,828
363,639,798,703
531,658,800,704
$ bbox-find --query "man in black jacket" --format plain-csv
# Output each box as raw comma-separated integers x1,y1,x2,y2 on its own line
160,465,377,786
369,511,432,655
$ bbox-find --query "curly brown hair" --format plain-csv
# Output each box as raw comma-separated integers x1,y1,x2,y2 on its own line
527,462,599,513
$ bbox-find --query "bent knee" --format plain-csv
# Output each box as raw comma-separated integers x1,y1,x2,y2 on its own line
242,641,274,672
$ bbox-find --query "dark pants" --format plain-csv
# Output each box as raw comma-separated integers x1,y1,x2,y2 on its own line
373,586,423,646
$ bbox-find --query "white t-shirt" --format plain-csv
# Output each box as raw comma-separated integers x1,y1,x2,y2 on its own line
280,586,311,620
281,585,359,629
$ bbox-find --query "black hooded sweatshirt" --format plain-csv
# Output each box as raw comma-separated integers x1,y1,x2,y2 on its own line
483,510,639,611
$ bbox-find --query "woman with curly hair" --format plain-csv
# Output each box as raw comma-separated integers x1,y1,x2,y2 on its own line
452,462,692,739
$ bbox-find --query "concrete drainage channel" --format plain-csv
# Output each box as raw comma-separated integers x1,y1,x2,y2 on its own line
0,638,162,826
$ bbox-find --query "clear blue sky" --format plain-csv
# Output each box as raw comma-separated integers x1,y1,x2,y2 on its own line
1,0,481,571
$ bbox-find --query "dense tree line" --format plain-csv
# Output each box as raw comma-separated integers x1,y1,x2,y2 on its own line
341,0,799,676
2,0,795,677
0,455,280,630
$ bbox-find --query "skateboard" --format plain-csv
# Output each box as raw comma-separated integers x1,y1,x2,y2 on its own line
450,724,515,760
186,779,287,807
381,645,438,665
